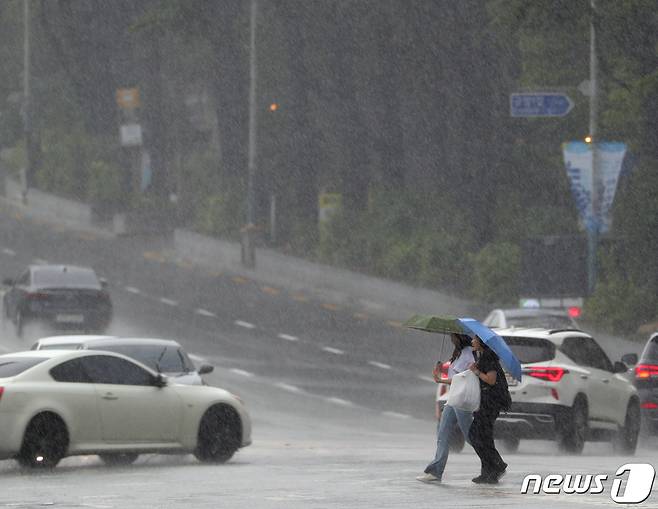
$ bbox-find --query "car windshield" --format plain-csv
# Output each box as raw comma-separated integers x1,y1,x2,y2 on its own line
93,345,192,373
33,268,100,288
641,336,658,361
503,336,556,364
506,315,575,329
0,357,48,377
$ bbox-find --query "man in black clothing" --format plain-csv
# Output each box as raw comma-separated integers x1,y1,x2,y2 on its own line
468,335,510,484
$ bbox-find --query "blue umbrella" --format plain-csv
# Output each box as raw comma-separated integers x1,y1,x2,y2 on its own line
457,317,523,382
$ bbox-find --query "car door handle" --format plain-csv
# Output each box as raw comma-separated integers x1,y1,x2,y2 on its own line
580,375,588,380
102,393,118,400
602,379,609,384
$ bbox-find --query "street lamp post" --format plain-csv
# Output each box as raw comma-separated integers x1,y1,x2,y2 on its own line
22,0,34,204
587,0,600,294
242,0,258,268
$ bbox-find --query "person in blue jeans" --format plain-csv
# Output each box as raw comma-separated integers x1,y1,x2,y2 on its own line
417,333,475,483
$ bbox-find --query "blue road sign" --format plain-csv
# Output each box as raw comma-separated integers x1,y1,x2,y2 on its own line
510,93,574,117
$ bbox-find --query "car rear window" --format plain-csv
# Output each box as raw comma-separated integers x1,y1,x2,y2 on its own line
38,344,82,351
641,336,658,361
502,336,556,364
506,315,575,329
33,268,100,288
0,357,48,377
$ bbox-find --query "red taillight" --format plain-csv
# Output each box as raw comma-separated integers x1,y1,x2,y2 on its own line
568,306,581,318
635,364,658,379
550,388,560,400
526,366,568,382
641,402,658,410
0,387,4,400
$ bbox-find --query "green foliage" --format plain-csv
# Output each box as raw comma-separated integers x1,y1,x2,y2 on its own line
36,128,120,203
194,192,243,240
471,242,521,306
87,160,123,208
316,187,477,293
585,276,657,335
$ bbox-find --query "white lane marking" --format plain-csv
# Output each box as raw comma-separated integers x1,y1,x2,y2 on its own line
230,368,254,377
277,333,298,342
368,361,392,370
417,375,435,383
159,297,178,306
326,397,353,407
2,248,16,256
235,320,256,329
125,286,141,294
275,382,302,393
195,308,216,317
322,346,344,355
383,411,411,419
33,258,48,265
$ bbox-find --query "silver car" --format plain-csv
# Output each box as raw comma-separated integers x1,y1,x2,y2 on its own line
31,335,214,385
483,307,579,330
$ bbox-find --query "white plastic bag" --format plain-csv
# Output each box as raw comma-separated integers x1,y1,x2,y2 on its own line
446,370,480,412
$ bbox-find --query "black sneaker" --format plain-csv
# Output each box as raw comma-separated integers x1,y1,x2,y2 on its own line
472,473,499,484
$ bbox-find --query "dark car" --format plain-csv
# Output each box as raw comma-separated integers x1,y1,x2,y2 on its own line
2,265,112,337
632,332,658,435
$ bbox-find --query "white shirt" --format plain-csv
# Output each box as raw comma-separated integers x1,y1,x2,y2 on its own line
435,346,474,401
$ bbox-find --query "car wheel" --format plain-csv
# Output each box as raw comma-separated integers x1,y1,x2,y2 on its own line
194,405,242,464
17,413,68,469
99,453,139,466
559,397,587,454
448,427,465,453
500,436,520,453
613,400,640,455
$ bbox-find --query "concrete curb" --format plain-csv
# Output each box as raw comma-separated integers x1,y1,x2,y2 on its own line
173,229,481,321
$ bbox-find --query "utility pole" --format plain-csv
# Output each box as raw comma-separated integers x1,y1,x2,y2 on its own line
242,0,258,268
587,0,599,294
22,0,34,204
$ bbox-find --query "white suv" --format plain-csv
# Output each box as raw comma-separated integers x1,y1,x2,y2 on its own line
439,328,641,454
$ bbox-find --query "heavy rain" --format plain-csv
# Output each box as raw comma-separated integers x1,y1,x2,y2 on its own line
0,1,657,508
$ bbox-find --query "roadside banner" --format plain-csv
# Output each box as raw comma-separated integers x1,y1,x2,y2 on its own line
562,141,627,233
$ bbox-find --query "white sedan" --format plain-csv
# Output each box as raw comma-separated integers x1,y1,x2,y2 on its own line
0,349,251,468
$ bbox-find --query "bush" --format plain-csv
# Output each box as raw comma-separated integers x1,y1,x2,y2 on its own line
585,277,657,336
194,192,242,239
471,241,521,306
87,160,123,211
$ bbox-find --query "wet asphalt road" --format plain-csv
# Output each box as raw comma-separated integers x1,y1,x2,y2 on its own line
0,209,654,508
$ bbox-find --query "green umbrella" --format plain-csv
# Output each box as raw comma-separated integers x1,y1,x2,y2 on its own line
403,314,468,334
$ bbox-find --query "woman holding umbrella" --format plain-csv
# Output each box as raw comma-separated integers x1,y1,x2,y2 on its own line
416,333,475,483
468,335,512,484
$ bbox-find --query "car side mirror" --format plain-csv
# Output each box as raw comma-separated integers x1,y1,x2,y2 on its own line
613,361,628,373
621,353,638,366
2,277,13,286
153,374,168,388
198,364,214,375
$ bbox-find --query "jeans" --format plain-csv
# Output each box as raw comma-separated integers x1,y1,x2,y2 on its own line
424,404,473,479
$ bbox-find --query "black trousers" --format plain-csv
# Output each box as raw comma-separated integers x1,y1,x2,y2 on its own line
468,404,506,476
